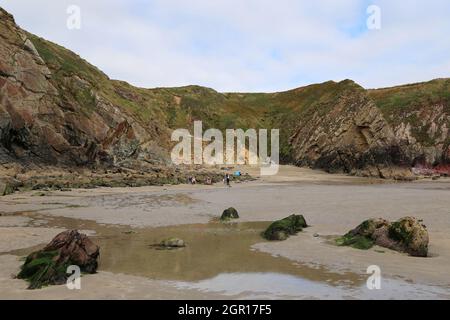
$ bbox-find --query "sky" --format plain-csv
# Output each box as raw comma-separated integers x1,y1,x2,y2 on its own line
1,0,449,92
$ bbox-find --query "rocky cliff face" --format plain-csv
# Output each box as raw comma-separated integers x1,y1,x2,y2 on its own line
0,8,170,171
369,80,450,175
287,79,450,178
0,7,449,182
288,82,413,179
0,8,56,166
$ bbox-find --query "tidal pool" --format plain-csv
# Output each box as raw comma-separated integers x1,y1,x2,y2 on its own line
9,213,450,300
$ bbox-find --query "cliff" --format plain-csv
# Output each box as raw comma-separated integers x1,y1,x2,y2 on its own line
1,7,449,183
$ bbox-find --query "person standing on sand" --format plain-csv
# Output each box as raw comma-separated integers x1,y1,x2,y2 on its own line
226,174,231,187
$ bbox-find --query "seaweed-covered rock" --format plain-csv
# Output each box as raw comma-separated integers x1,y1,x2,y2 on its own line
337,217,429,257
336,218,389,249
349,218,390,237
220,207,239,220
263,214,308,241
17,230,100,289
0,181,14,196
388,217,429,257
160,238,186,248
0,177,20,196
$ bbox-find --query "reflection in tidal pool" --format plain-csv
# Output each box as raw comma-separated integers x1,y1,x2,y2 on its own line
12,214,450,299
96,221,361,284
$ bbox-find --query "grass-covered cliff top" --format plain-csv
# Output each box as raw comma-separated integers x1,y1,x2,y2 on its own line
369,79,450,118
26,28,449,152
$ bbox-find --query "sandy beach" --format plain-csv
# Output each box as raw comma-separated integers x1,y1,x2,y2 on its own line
1,166,449,299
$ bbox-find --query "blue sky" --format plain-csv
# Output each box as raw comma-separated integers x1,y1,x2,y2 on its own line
1,0,449,92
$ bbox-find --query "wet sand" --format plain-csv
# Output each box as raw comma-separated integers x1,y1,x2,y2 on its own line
1,165,449,299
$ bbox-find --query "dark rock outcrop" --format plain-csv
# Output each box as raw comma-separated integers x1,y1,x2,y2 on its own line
289,82,416,179
0,176,21,195
220,207,239,220
337,217,429,257
0,7,170,169
0,179,14,195
369,80,450,176
263,214,308,241
17,230,100,289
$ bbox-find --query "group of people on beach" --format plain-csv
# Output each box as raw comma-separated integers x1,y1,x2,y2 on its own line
187,173,232,187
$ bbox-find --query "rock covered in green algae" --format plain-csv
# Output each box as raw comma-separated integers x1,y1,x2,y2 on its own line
388,217,429,257
17,230,100,289
263,214,308,241
337,217,429,257
160,238,186,248
336,218,389,250
0,177,21,196
220,207,239,221
0,181,14,196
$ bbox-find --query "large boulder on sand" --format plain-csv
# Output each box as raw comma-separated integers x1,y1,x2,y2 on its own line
17,230,100,289
263,214,308,241
337,217,429,257
220,207,239,220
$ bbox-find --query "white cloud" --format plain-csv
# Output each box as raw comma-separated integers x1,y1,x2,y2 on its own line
1,0,449,92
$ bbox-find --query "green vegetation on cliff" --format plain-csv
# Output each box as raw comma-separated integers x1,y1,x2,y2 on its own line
369,79,450,147
1,5,448,174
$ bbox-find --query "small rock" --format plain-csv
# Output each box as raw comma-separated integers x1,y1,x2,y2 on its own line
220,207,239,220
313,233,320,238
263,214,308,241
160,238,186,248
32,192,47,197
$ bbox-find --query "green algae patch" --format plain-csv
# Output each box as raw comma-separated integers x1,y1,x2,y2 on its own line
17,250,72,289
263,214,308,241
336,234,374,250
387,217,429,257
389,221,413,245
